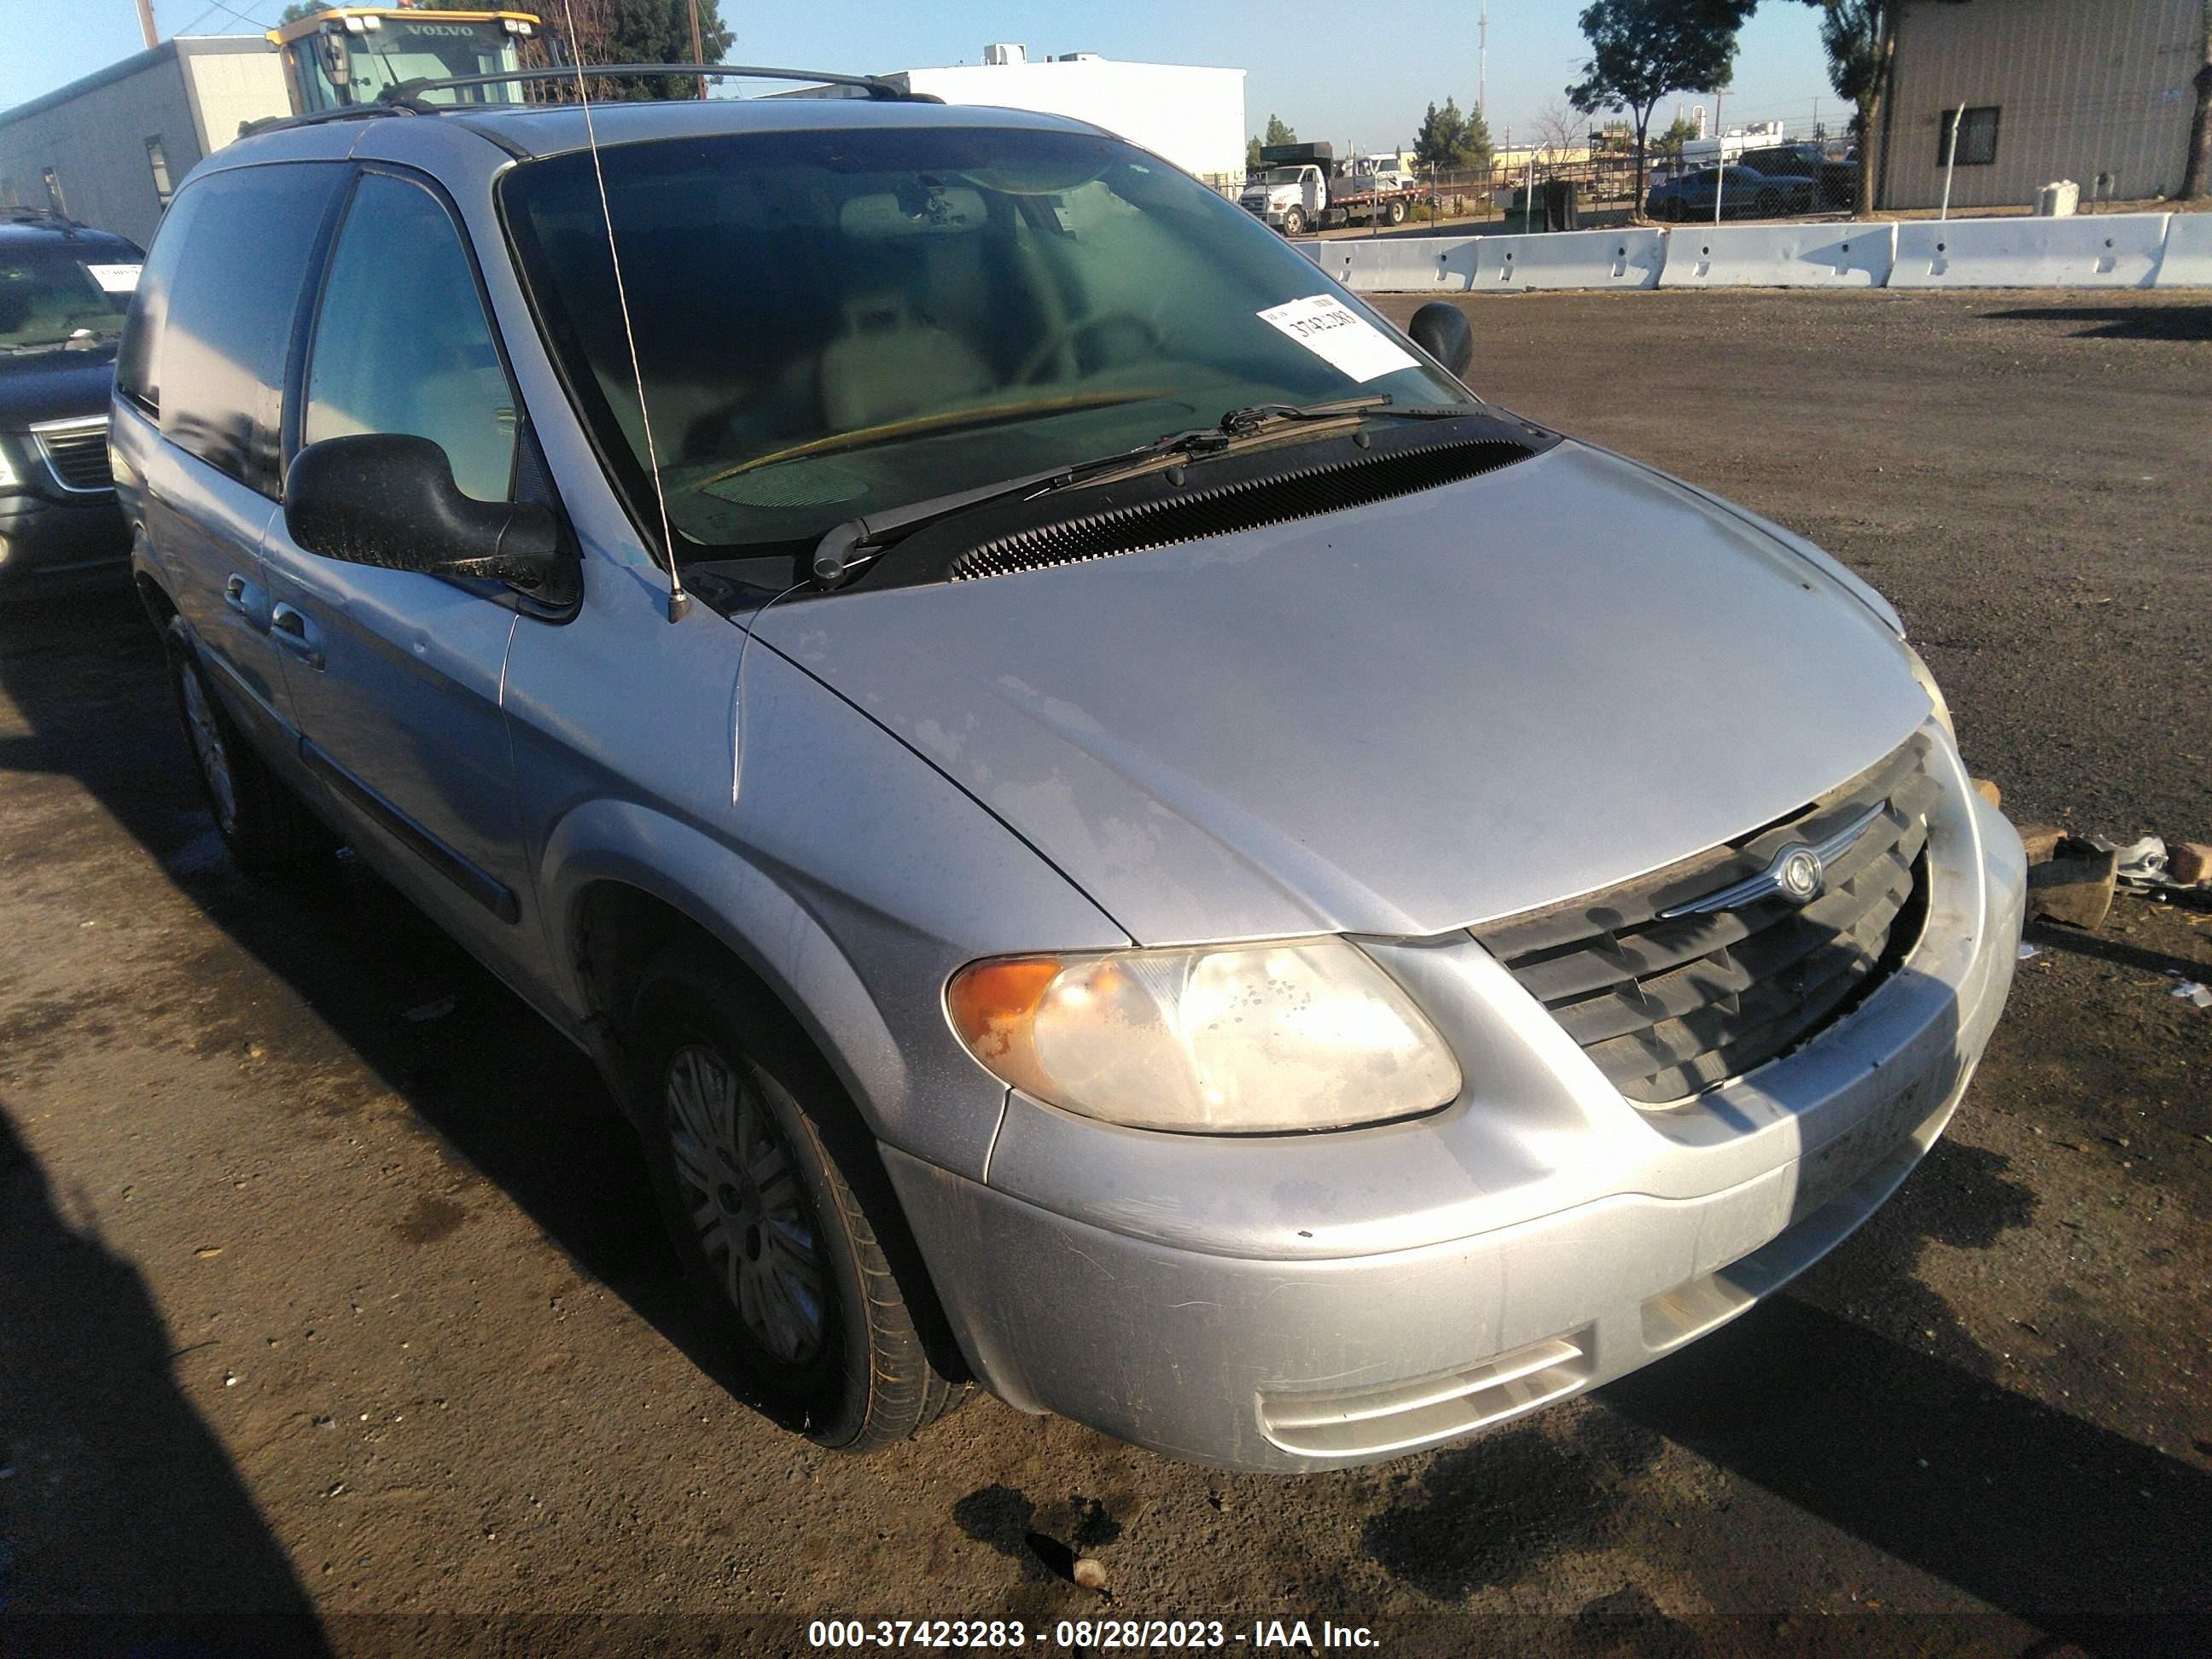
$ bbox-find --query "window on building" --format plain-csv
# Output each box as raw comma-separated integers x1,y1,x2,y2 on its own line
42,167,67,216
1939,107,2000,168
146,137,173,209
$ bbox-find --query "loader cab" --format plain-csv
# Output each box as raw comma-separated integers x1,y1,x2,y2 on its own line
268,8,539,114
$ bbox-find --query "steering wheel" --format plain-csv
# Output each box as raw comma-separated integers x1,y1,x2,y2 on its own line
1014,311,1163,385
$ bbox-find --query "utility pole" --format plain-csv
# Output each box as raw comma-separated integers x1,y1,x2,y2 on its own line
135,0,157,50
687,0,707,98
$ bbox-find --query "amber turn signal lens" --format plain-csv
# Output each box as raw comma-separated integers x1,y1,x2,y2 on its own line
945,957,1062,1099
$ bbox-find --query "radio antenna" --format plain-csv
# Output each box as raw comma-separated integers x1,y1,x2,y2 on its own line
558,0,690,621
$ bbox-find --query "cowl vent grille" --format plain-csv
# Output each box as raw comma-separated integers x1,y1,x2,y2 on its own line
948,436,1537,581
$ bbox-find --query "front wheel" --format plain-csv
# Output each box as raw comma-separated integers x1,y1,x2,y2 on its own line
628,946,963,1451
1755,188,1782,218
1388,196,1407,226
1281,207,1306,237
1662,198,1687,224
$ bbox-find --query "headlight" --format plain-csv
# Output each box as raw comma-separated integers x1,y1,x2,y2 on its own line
946,937,1461,1134
0,438,20,493
1902,642,1956,743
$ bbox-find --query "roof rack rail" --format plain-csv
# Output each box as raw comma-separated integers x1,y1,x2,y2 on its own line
237,104,408,141
379,63,938,112
3,205,91,233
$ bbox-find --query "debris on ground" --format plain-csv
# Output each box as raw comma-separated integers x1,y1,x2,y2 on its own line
2016,824,2067,863
2172,982,2212,1010
1970,777,2001,808
2170,842,2212,888
1072,1557,1109,1591
2017,942,2041,960
2026,838,2119,930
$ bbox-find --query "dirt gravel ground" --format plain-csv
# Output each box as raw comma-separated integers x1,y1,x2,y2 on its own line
3,291,2209,1656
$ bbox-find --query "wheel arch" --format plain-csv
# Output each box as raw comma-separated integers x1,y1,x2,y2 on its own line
542,801,912,1149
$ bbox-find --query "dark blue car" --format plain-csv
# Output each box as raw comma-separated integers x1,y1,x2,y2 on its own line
1645,164,1817,223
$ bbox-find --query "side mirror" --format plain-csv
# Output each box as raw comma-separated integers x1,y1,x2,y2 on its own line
1407,300,1474,381
284,434,564,591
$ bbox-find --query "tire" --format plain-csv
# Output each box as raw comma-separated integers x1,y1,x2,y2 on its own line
1662,198,1687,224
1755,188,1782,218
164,616,332,873
627,944,963,1452
1388,197,1407,226
1282,207,1305,237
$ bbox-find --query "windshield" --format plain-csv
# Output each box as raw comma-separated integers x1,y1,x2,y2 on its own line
292,19,523,111
502,126,1460,557
0,242,138,354
1259,168,1306,184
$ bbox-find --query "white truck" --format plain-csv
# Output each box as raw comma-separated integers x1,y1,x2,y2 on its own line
1239,143,1411,236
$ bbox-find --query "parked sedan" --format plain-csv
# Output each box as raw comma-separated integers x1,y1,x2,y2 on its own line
1740,143,1859,210
1646,163,1817,223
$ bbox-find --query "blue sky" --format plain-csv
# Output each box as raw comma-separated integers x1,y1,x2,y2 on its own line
3,2,1838,152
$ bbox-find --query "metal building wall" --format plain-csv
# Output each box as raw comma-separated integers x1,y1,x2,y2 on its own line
1883,0,2202,210
0,37,285,249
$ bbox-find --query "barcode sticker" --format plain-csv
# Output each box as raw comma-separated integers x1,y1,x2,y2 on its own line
1255,294,1417,382
85,264,142,294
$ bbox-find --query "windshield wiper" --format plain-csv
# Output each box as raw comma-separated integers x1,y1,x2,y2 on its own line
806,395,1486,587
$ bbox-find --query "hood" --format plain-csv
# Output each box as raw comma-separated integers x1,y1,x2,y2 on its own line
760,440,1932,946
0,350,117,430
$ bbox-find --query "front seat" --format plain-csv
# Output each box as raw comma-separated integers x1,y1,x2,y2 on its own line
818,289,992,433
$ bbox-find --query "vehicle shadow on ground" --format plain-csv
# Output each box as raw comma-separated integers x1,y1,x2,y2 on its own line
1599,1291,2211,1653
0,593,796,1470
0,1101,329,1652
1982,304,2212,342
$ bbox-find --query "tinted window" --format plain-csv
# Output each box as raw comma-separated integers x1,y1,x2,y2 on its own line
304,173,517,504
153,162,343,493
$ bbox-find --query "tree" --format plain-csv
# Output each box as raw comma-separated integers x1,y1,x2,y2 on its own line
1651,111,1702,160
1567,0,1755,212
1414,97,1493,175
1247,135,1265,172
1263,114,1297,147
1799,1,1898,213
1532,99,1585,162
539,0,734,101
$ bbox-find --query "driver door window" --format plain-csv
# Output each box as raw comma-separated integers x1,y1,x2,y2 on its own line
303,172,516,502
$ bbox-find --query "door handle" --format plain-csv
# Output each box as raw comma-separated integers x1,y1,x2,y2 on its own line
268,602,325,671
223,573,268,623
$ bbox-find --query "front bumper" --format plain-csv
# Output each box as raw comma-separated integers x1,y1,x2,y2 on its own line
888,728,2027,1471
0,490,131,597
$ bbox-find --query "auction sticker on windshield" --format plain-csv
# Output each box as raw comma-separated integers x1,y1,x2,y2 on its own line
84,264,142,294
1256,294,1418,382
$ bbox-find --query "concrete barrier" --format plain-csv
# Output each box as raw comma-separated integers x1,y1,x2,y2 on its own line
2153,212,2212,288
1471,227,1668,290
1890,212,2170,288
1333,237,1482,292
1658,221,1899,288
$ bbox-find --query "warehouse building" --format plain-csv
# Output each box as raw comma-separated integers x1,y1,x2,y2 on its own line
0,37,288,248
791,47,1249,191
1881,0,2206,210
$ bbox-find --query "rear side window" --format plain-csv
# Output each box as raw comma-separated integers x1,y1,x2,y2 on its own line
133,162,343,495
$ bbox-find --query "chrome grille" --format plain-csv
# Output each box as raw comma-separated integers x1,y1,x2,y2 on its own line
1473,735,1937,1103
32,418,114,493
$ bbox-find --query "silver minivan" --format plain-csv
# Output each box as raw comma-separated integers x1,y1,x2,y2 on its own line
114,77,2025,1473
